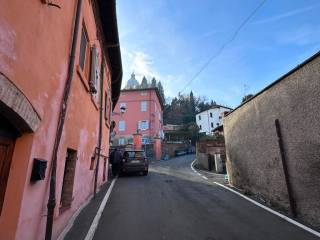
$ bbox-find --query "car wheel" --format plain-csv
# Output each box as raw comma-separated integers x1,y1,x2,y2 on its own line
143,171,148,176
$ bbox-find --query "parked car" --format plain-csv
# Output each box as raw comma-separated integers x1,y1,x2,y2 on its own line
174,149,188,156
121,150,149,176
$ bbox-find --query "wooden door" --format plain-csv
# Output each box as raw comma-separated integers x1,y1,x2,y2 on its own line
0,136,15,214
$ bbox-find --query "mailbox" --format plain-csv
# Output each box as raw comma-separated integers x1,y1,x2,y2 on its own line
31,158,47,181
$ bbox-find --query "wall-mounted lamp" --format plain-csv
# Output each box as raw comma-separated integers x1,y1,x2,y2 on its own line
120,106,126,113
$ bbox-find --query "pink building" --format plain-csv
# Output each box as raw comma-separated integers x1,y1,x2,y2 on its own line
0,1,122,239
112,81,164,146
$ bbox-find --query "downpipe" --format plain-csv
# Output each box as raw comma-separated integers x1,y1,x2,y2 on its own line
45,0,83,239
94,61,105,198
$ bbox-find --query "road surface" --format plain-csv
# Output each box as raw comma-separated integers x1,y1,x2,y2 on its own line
91,155,318,240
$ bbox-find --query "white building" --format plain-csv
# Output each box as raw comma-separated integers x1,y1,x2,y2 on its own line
196,105,232,135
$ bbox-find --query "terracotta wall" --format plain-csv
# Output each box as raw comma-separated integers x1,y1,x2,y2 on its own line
0,1,113,239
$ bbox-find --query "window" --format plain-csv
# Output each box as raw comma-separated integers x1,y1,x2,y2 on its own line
60,149,77,213
199,125,202,130
138,120,149,130
89,45,99,95
211,122,214,128
198,115,201,120
105,90,112,124
119,120,125,131
118,138,125,145
141,101,147,112
210,112,213,118
79,28,88,70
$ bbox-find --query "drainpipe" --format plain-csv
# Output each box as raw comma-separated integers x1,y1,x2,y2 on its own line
45,0,83,239
275,119,297,218
94,61,105,198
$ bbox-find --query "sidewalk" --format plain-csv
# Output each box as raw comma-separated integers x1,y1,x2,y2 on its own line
193,161,227,184
61,180,112,240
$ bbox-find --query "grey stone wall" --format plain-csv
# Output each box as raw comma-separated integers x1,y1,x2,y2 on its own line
224,53,320,229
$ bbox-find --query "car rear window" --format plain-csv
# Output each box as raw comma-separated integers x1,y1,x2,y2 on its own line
125,151,145,158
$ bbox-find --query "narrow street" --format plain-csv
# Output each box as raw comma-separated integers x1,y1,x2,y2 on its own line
80,155,318,240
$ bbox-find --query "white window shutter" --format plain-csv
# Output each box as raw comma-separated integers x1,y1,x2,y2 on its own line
90,45,99,94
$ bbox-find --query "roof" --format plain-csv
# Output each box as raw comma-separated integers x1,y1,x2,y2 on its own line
196,105,233,115
95,0,123,109
121,87,165,110
226,50,320,117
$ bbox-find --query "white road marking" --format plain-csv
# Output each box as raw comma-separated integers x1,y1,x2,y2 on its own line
58,183,105,240
84,177,117,240
214,182,320,238
191,158,320,237
191,159,208,180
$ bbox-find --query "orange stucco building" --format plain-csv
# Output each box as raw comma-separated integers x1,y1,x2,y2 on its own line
0,0,122,239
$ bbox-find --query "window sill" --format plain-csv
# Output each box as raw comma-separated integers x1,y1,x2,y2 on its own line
105,119,110,128
59,203,71,214
91,96,99,111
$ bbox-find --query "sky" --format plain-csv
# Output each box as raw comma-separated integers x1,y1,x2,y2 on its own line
116,0,320,108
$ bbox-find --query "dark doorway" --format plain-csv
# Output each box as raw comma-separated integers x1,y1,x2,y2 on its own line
0,115,19,215
60,148,77,213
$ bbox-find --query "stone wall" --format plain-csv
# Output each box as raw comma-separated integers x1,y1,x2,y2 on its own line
196,140,225,172
162,141,189,158
224,52,320,229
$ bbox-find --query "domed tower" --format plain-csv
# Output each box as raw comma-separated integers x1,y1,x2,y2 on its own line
125,73,139,89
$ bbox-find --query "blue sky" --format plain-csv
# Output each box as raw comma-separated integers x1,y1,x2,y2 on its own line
117,0,320,108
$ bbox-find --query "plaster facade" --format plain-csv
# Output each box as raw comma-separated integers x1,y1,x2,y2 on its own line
0,1,119,239
224,51,320,229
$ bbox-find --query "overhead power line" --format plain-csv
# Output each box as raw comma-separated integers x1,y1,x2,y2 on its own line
179,0,267,94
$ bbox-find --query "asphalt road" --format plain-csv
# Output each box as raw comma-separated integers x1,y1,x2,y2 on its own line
92,155,319,240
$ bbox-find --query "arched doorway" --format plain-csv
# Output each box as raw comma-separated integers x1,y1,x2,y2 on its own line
0,115,19,214
0,73,41,216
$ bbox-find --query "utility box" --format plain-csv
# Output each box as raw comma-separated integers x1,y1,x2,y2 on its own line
31,158,47,181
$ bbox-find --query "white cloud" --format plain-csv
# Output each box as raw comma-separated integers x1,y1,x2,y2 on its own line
121,50,159,86
253,4,320,25
121,49,188,98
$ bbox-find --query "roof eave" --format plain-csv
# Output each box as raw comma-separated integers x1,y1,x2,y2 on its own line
97,0,123,109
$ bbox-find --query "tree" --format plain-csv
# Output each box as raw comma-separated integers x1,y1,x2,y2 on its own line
140,76,149,88
157,81,165,103
242,94,254,103
189,91,196,118
151,77,157,87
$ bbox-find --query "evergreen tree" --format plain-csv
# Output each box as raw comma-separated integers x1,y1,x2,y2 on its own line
189,91,196,122
140,76,149,88
157,81,165,103
151,77,157,87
